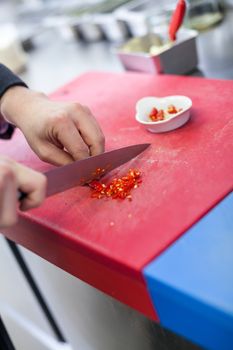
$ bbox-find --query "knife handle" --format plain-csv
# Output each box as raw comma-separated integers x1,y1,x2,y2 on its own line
0,122,15,140
169,0,186,41
18,190,27,202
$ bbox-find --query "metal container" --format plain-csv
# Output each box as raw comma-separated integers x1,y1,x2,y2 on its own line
71,15,104,42
115,0,176,37
44,1,131,43
116,28,199,75
185,0,224,31
93,14,130,42
91,0,131,43
62,2,105,42
68,0,131,43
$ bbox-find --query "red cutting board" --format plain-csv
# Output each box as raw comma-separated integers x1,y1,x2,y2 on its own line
1,72,233,319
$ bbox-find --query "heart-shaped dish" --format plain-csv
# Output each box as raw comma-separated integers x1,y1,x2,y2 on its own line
135,96,192,133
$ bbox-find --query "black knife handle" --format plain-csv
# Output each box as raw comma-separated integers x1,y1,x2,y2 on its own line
0,122,15,140
18,190,27,201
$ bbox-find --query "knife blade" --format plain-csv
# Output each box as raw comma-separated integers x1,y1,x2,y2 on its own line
18,143,150,200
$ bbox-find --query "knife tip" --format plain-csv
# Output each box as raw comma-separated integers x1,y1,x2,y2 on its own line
143,143,151,148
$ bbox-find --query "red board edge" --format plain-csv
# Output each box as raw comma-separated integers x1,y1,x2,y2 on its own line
1,215,158,321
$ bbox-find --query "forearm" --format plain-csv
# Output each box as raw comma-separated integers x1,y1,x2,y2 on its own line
0,86,45,127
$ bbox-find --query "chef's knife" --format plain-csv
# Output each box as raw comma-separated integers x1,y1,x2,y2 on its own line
18,143,150,200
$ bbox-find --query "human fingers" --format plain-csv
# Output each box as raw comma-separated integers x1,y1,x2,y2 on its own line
0,159,18,227
54,115,90,161
14,162,47,211
32,141,74,166
72,104,105,156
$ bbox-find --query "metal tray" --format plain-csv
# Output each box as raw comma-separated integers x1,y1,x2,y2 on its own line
116,29,199,75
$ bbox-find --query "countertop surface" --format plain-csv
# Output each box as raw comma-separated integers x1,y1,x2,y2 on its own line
1,70,233,327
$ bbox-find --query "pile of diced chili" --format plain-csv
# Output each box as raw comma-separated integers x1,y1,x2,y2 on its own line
90,169,142,201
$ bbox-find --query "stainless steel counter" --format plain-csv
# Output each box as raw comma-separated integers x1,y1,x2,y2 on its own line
197,9,233,79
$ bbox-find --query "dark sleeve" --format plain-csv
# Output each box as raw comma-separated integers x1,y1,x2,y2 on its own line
0,64,28,139
0,64,27,98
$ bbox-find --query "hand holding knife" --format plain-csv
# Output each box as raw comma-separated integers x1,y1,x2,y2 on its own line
0,64,150,230
18,143,150,201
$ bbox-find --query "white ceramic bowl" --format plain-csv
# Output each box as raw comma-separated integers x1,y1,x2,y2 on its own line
135,95,192,133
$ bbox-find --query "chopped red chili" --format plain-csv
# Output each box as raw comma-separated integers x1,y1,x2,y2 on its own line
156,110,165,120
149,109,165,121
149,104,183,122
89,169,142,201
167,104,178,114
149,107,158,119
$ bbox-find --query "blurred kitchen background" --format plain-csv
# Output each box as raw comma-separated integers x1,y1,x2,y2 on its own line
0,0,233,350
0,0,233,92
